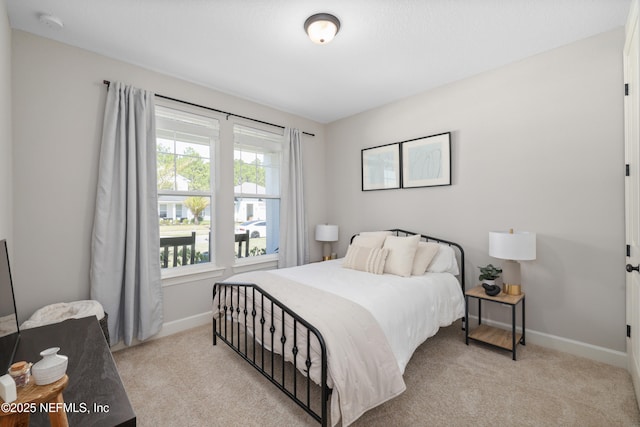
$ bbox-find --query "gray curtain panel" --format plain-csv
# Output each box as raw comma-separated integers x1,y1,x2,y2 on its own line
90,81,163,346
278,128,309,267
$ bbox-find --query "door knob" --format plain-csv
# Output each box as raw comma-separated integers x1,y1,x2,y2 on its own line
627,264,640,273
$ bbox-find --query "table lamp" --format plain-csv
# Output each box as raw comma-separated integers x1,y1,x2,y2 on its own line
489,229,536,295
316,224,339,261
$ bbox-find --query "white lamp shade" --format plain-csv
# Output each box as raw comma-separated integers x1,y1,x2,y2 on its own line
489,231,536,261
315,224,339,242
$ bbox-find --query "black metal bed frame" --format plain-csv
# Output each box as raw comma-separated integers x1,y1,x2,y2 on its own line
212,229,465,426
212,282,330,425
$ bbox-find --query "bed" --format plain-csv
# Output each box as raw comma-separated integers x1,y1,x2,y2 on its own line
212,229,465,426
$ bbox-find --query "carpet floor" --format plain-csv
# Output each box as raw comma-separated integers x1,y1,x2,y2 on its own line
112,320,640,426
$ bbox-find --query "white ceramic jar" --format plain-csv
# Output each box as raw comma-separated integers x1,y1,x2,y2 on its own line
31,347,68,385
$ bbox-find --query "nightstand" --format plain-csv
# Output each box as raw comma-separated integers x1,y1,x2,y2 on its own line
465,285,525,360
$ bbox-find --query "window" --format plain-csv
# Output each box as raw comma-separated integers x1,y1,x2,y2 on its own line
156,105,219,269
175,204,183,219
159,204,168,219
233,124,282,259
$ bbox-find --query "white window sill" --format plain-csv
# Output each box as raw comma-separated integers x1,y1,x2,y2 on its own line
161,263,226,287
232,255,278,274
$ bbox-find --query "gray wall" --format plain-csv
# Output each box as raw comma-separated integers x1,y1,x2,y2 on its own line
10,30,327,324
0,1,12,244
326,29,626,352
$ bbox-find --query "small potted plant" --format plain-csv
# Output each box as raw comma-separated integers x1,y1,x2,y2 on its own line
478,264,502,286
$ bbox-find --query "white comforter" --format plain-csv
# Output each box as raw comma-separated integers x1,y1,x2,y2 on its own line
225,270,406,427
221,260,465,425
271,259,465,373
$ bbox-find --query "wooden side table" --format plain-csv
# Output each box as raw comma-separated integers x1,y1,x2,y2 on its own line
465,285,526,360
0,374,69,427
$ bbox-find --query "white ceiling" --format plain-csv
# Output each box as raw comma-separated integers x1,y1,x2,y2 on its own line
6,0,632,123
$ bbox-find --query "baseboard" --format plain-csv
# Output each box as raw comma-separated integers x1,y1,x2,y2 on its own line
629,342,640,409
112,312,628,368
467,315,627,368
111,310,212,352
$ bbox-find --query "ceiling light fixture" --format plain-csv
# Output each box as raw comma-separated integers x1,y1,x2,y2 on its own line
304,13,340,45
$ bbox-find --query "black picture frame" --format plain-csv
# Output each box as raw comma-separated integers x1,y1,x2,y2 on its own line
361,143,401,191
401,132,451,188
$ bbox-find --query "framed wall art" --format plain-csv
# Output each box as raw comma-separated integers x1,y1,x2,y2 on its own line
401,132,451,188
361,143,401,191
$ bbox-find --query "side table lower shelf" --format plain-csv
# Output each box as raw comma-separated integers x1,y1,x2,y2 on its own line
467,324,523,352
465,285,526,360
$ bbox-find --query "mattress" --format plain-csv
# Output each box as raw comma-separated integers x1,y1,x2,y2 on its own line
243,258,465,373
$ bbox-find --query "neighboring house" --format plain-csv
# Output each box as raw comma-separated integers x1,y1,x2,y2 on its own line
234,182,266,223
159,174,190,220
158,174,211,223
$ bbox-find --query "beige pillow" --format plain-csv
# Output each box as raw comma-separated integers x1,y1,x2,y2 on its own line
342,245,389,274
412,242,441,275
382,234,420,277
352,231,393,249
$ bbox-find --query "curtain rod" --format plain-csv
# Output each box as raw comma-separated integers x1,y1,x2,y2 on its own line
102,80,315,137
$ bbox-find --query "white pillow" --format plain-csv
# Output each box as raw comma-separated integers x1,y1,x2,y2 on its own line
342,245,389,274
352,231,393,249
411,242,441,275
382,234,420,277
426,244,460,275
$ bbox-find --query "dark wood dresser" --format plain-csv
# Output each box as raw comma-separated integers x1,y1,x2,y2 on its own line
12,316,135,426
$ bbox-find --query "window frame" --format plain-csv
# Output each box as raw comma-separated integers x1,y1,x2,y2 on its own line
232,120,284,265
152,102,287,283
155,101,223,282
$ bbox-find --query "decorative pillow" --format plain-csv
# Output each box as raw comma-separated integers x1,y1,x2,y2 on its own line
426,244,460,275
411,242,441,275
342,245,389,274
351,231,393,249
382,234,420,277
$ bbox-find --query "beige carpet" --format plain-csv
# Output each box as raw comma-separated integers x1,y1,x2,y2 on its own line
112,321,640,426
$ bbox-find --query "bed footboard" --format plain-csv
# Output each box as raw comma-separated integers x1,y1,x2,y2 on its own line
212,282,329,426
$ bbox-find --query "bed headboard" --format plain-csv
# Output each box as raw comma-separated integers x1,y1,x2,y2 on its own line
349,229,465,292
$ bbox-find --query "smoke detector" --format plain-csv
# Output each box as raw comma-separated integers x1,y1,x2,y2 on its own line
38,14,64,30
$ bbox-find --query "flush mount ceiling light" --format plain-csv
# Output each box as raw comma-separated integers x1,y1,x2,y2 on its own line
304,13,340,45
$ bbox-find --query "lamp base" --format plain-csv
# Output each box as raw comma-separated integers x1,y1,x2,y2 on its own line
503,283,521,296
501,260,522,296
322,242,332,261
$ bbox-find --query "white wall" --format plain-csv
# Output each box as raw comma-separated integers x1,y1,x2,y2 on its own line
0,1,12,243
11,30,327,326
326,29,626,353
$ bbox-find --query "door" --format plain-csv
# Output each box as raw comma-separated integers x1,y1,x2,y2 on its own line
625,0,640,408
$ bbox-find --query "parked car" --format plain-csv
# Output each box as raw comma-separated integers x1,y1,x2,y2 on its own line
235,220,266,238
234,220,259,234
